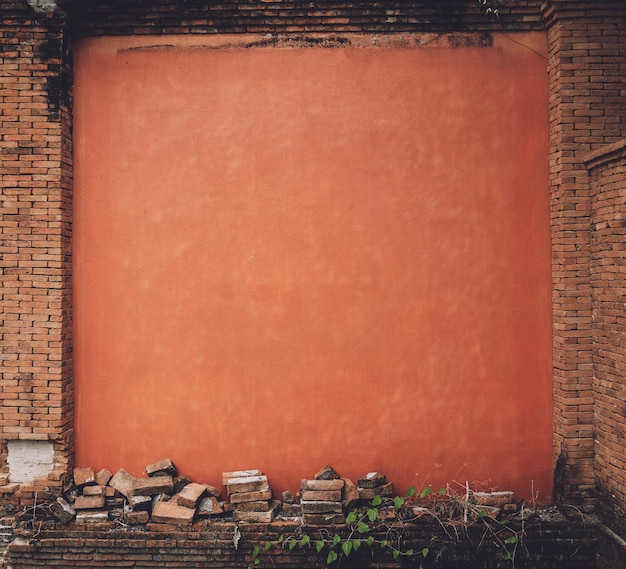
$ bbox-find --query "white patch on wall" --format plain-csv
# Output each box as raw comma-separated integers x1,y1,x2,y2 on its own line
25,0,58,12
7,440,55,484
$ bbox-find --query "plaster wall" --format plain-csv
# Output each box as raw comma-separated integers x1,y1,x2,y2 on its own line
72,33,552,498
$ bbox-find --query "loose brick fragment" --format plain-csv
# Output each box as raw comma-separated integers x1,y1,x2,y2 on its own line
221,470,262,485
132,475,174,496
109,468,136,499
197,496,224,517
75,510,109,523
74,495,105,510
229,488,272,504
301,479,344,491
358,472,387,489
301,490,342,502
301,500,343,514
95,469,113,487
151,500,195,525
49,497,75,523
358,482,394,500
73,467,95,488
177,483,207,508
146,458,178,478
226,475,269,495
232,500,280,522
314,465,340,480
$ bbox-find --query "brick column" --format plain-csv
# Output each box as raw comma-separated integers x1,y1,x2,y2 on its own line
0,0,73,502
543,0,626,509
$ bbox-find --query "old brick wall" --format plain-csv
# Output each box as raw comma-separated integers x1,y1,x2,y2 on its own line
2,1,626,564
584,140,626,540
543,0,626,512
0,0,73,504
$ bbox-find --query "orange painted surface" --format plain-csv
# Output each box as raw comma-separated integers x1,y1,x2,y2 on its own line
73,34,553,499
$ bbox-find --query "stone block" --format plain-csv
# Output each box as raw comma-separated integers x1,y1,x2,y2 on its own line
204,484,221,499
281,503,302,518
152,500,195,525
146,458,178,478
74,495,105,510
301,479,344,491
83,485,104,496
109,468,136,499
132,475,174,496
226,475,269,495
301,490,342,502
232,500,280,523
73,467,96,488
173,475,193,494
358,472,386,489
229,488,272,504
177,482,207,509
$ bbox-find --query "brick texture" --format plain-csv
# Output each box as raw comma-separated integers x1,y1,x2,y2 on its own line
0,0,73,488
2,0,626,555
543,0,626,512
584,140,626,539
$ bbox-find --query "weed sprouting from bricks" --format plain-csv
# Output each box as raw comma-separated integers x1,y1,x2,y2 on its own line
247,471,534,569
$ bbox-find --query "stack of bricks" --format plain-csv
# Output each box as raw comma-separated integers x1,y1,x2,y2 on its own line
299,465,358,526
50,459,225,526
223,470,280,522
357,472,394,500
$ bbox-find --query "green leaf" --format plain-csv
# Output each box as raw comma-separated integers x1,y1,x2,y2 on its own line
504,553,512,561
505,536,518,544
394,496,405,510
278,535,284,543
406,549,414,556
253,546,260,558
371,495,383,507
254,559,260,566
316,540,324,554
332,535,341,547
288,539,297,551
357,521,371,534
346,511,357,524
393,549,400,560
366,536,375,547
381,540,387,549
327,550,338,565
264,541,271,551
300,535,311,547
352,540,361,552
419,487,432,499
422,547,429,558
406,486,416,497
478,509,488,518
367,508,378,523
342,541,353,557
437,487,446,495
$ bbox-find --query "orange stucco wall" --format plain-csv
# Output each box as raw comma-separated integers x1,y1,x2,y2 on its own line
73,34,552,499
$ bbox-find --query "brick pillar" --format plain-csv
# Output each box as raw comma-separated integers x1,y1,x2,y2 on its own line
0,0,73,502
543,0,626,509
584,140,626,537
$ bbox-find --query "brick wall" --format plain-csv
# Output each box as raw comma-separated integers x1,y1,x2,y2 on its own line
543,0,626,512
0,0,73,498
584,140,626,539
2,0,626,556
3,516,598,569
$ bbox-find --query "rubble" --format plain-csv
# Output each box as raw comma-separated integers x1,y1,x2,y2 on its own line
45,462,516,529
